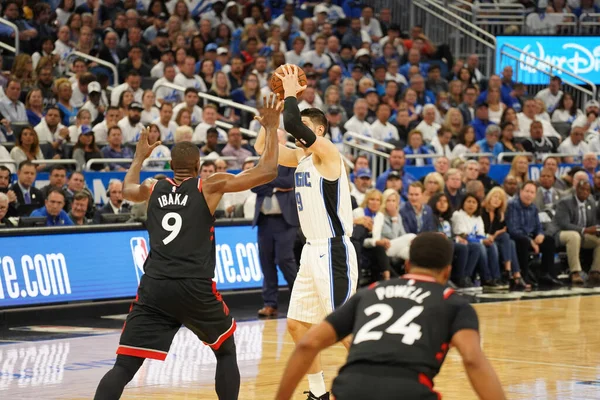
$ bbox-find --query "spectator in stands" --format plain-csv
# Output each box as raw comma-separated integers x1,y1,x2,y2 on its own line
144,124,171,171
466,180,485,203
370,103,398,143
516,98,560,139
199,128,221,157
8,161,44,217
594,172,600,202
521,120,558,161
470,102,495,142
93,180,130,223
557,126,589,162
351,168,373,205
111,71,143,107
10,127,45,171
56,80,78,126
476,124,503,160
542,156,568,190
451,126,478,160
507,180,563,287
173,88,204,126
507,155,530,187
221,126,254,169
582,152,598,183
25,88,45,127
30,188,73,226
92,106,120,143
451,193,502,288
551,93,582,124
67,109,92,141
344,98,372,139
64,171,94,216
482,187,527,291
118,102,145,143
0,192,10,227
153,103,177,143
404,130,432,166
486,88,506,125
535,77,564,114
463,160,480,186
535,167,562,223
535,98,551,122
444,168,465,210
571,100,599,137
174,125,193,143
414,104,440,143
458,85,477,125
401,182,436,234
430,126,453,158
551,180,600,286
68,191,91,225
0,79,28,130
422,172,444,205
503,175,519,201
425,65,448,95
101,126,133,171
478,156,499,193
35,106,67,147
41,165,67,200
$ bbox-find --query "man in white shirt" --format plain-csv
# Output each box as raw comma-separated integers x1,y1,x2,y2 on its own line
273,4,301,36
34,107,67,144
93,106,121,143
303,36,331,77
573,100,600,138
172,88,203,125
81,81,106,123
153,103,179,142
117,102,145,143
70,72,95,109
174,56,207,92
193,104,227,142
344,99,372,141
297,87,323,111
516,98,560,139
110,71,143,107
415,104,441,143
350,168,373,205
285,36,306,67
252,56,269,88
150,49,179,79
370,103,399,143
360,6,382,42
558,126,590,162
430,126,453,157
153,65,182,107
535,76,564,113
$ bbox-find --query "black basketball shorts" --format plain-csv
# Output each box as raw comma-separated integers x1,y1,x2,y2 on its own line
116,275,236,360
332,370,441,400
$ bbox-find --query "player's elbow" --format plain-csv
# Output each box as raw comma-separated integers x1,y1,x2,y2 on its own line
461,349,486,370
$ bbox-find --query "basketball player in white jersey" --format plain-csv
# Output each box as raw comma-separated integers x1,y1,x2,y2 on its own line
254,65,358,400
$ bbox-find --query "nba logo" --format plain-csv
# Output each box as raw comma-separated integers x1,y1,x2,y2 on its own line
130,237,149,284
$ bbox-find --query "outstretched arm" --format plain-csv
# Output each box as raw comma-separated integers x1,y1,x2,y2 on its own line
204,95,281,197
123,128,160,202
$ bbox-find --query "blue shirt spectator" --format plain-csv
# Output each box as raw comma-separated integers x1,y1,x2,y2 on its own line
400,199,436,234
506,196,543,240
476,124,503,160
30,189,74,226
470,102,495,141
101,145,134,171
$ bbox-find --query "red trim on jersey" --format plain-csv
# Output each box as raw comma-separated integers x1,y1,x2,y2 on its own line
166,177,194,187
402,274,437,283
117,345,167,361
443,288,455,299
198,178,202,192
368,282,379,290
149,180,158,194
418,373,441,400
204,320,237,350
121,292,140,333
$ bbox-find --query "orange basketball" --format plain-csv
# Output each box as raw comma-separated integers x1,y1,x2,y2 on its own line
270,64,307,100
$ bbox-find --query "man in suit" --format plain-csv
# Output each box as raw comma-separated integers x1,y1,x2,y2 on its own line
534,168,562,225
550,180,600,286
458,85,477,125
93,180,130,223
252,165,299,317
8,161,44,217
400,182,436,234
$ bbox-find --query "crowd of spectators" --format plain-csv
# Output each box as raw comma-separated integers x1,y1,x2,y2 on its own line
0,0,599,290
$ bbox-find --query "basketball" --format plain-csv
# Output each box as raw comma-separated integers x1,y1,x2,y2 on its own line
270,64,307,100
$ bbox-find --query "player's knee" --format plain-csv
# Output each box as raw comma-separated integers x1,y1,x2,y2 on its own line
213,336,236,357
287,318,309,340
115,355,144,381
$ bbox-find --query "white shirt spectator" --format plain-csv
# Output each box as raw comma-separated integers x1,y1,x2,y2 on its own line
536,88,564,112
572,114,600,137
111,83,143,107
350,186,367,205
516,112,561,139
153,77,182,106
118,117,145,143
192,122,227,143
430,135,452,157
54,40,74,60
370,120,399,142
93,120,110,143
174,72,207,93
298,96,324,111
551,109,583,123
67,125,90,143
153,119,179,142
488,104,506,125
414,120,441,143
557,136,590,156
385,71,407,86
172,103,203,126
141,107,160,125
144,144,171,171
344,116,372,140
81,100,104,123
0,98,27,124
303,51,332,71
151,62,180,79
273,14,301,34
34,119,66,143
360,17,383,38
451,209,486,238
0,144,14,173
252,69,269,89
587,135,600,153
70,82,87,108
525,12,563,35
285,51,305,66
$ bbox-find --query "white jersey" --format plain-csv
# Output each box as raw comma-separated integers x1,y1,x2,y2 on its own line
294,154,353,240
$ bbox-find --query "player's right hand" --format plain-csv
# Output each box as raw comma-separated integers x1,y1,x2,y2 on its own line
135,127,161,160
254,93,283,131
274,64,307,98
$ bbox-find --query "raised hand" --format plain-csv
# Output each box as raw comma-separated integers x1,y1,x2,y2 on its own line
135,128,161,160
274,65,307,99
254,94,283,131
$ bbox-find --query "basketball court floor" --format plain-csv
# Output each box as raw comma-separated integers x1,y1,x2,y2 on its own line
2,289,600,399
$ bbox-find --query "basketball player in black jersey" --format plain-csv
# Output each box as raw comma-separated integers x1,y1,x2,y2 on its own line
276,232,506,400
94,94,284,400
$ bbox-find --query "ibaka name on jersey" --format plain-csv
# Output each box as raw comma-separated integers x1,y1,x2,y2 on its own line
295,171,311,187
374,284,431,304
157,193,189,208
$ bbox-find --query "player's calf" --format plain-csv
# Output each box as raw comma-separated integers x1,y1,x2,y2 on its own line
93,355,144,400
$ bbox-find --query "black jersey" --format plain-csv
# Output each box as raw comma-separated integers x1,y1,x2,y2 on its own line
144,177,216,280
326,274,479,381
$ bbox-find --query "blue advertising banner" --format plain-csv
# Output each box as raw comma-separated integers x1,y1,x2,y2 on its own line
0,225,284,308
496,36,600,85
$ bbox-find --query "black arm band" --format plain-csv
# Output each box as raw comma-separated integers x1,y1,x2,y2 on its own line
283,97,317,148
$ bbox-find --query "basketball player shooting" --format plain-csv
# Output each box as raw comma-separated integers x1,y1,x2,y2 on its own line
276,233,506,400
94,94,283,400
254,65,359,400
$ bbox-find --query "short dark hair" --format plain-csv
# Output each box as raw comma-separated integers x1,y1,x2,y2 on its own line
409,232,454,270
0,165,11,175
160,102,173,110
18,160,35,171
460,193,481,216
184,87,198,96
550,76,562,84
171,141,200,170
127,70,140,79
47,187,66,200
300,108,328,131
50,165,67,174
522,180,537,190
465,84,477,93
201,160,216,169
206,127,219,137
69,171,84,180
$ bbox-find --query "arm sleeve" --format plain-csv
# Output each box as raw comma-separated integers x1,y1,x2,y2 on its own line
325,293,361,340
450,301,479,337
283,97,317,148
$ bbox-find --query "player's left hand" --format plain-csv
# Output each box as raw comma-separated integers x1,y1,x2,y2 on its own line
135,128,161,160
274,64,307,98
